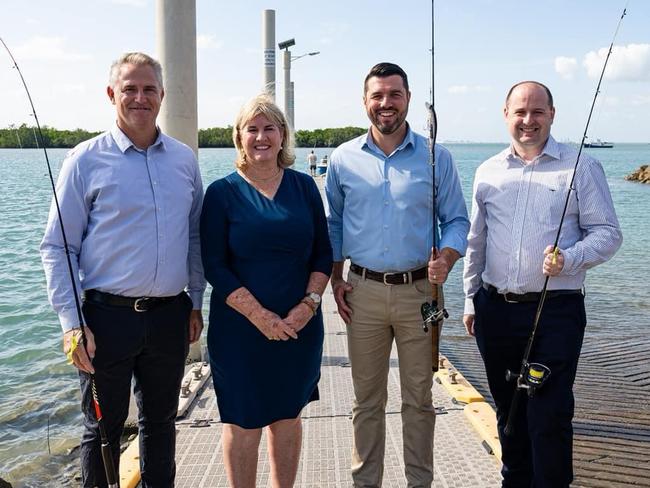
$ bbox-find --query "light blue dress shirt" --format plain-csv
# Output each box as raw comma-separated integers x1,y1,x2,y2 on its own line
463,135,623,314
325,126,469,273
41,124,206,331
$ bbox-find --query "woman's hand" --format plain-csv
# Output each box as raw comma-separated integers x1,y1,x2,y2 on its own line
282,302,314,334
250,307,298,341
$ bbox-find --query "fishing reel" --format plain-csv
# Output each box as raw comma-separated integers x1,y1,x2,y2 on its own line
420,300,448,333
505,362,551,398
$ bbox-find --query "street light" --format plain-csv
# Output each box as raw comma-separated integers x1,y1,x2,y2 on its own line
278,37,319,129
288,51,319,129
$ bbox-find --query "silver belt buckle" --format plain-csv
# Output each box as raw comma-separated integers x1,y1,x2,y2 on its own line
383,273,392,285
503,293,518,304
134,297,149,312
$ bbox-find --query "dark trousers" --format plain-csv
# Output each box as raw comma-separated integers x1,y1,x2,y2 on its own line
473,287,586,488
79,293,192,488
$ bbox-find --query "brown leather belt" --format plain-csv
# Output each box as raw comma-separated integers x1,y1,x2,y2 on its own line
483,283,582,303
350,263,427,285
84,289,183,312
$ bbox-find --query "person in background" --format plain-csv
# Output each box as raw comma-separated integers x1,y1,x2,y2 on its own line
200,94,332,488
40,52,205,488
308,149,317,176
325,62,469,488
463,81,622,487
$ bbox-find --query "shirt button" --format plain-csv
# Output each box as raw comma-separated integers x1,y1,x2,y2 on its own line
384,247,388,251
383,225,388,229
384,201,388,205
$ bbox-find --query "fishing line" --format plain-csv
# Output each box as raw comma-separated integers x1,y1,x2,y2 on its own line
503,3,629,436
0,36,119,487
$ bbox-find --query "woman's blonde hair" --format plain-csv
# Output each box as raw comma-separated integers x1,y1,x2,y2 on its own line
233,93,295,169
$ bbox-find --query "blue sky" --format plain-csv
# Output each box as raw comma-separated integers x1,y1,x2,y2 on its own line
1,0,648,142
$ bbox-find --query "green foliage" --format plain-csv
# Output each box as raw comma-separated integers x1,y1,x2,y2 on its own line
295,127,366,147
0,125,367,149
0,124,101,148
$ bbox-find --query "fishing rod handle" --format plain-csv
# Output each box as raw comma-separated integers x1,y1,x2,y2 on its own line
503,388,522,437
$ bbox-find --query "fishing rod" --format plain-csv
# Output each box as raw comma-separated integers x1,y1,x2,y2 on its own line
503,4,628,436
421,0,448,373
0,37,119,486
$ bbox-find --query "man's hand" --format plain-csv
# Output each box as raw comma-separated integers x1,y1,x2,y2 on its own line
332,277,353,324
428,247,452,284
463,314,475,337
543,245,564,276
188,309,204,343
63,327,95,374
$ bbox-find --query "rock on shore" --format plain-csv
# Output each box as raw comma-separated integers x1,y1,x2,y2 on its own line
625,165,650,184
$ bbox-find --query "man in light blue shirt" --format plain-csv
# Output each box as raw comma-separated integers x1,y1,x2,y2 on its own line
325,62,469,488
40,52,205,488
463,81,622,487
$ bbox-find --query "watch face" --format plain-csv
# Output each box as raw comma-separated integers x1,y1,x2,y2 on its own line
308,292,321,304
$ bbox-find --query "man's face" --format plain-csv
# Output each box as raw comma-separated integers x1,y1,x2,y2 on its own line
504,83,555,156
364,75,411,135
107,63,163,136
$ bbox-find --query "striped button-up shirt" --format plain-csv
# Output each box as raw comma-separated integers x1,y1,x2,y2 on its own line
41,124,205,331
463,136,622,314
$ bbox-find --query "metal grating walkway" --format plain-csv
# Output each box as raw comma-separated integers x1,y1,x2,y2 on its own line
172,288,502,487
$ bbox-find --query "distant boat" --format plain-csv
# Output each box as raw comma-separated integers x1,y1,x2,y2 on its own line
583,139,614,148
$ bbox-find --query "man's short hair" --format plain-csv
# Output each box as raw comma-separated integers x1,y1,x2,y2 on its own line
109,52,164,89
505,81,554,108
364,62,409,95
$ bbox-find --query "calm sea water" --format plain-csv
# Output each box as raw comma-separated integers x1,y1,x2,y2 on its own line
0,144,648,486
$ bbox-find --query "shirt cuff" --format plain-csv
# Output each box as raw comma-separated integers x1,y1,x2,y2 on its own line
189,290,204,310
464,297,475,316
560,248,577,276
59,307,84,332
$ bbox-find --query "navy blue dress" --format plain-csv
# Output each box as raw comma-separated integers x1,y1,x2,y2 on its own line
200,169,332,429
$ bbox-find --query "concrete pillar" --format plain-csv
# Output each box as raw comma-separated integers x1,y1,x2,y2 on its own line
262,9,276,99
156,0,198,155
289,81,295,130
283,50,292,128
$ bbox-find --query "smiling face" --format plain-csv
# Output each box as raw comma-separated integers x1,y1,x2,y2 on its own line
364,74,411,136
107,63,163,139
504,82,555,160
240,113,284,167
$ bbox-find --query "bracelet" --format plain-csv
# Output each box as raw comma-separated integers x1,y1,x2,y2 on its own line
300,298,317,316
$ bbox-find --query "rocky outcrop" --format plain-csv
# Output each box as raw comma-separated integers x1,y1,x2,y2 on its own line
0,477,14,488
625,165,650,184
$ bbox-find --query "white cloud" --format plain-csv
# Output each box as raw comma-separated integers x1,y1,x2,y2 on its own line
197,35,223,50
447,85,490,94
631,94,650,106
53,84,87,95
583,43,650,81
14,37,90,62
554,56,578,80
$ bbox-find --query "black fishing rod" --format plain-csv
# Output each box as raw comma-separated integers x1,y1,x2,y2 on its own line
421,0,448,373
0,37,119,486
503,4,628,436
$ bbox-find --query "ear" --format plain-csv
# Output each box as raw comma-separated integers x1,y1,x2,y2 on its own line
107,86,115,104
160,87,165,103
550,106,556,124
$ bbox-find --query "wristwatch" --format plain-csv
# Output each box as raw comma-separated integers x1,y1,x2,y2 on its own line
305,292,322,308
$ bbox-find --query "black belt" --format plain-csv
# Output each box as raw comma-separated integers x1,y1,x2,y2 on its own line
483,283,582,304
84,289,183,312
350,263,427,285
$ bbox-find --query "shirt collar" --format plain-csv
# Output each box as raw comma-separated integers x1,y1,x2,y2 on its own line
507,134,561,164
362,123,415,156
110,122,166,153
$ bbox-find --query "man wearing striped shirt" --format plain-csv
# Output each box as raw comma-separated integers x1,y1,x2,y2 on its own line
463,81,622,487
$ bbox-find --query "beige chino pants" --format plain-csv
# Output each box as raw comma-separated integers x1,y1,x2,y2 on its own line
346,269,441,488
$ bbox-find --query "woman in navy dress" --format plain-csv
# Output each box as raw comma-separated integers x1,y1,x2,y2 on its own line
200,94,332,487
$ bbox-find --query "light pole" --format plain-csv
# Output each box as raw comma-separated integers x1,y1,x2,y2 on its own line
289,51,319,129
278,38,319,129
278,38,295,128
